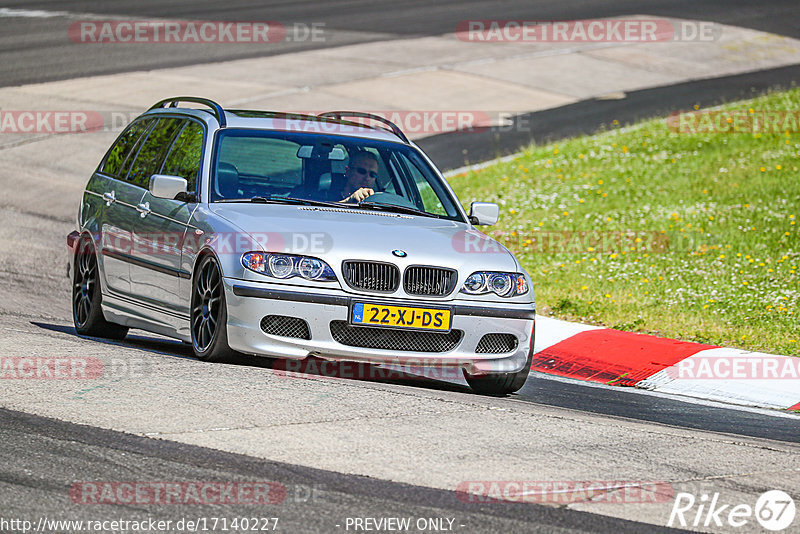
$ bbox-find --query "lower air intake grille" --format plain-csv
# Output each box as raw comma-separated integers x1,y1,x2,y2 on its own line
475,333,518,354
330,321,462,352
260,315,311,340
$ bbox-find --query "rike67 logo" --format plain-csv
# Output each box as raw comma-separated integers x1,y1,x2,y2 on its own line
668,490,796,531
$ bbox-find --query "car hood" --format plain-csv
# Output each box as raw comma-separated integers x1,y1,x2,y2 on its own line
210,203,518,272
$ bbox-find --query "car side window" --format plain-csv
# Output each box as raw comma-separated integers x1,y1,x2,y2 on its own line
161,121,204,193
101,119,154,178
126,118,183,188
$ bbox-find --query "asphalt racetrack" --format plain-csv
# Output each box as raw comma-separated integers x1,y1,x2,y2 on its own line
1,2,799,533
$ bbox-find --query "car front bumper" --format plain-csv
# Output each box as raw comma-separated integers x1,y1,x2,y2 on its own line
223,277,535,375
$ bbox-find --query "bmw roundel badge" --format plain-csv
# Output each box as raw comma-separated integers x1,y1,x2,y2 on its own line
392,250,407,258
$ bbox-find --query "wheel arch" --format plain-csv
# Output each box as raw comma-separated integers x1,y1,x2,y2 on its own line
190,246,223,283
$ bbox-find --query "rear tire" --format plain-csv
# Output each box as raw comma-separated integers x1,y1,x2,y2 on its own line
72,237,129,340
191,255,233,363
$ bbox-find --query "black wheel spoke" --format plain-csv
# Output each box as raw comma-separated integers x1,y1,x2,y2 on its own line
77,299,87,324
196,321,205,348
202,266,211,293
202,319,212,348
207,323,213,345
197,272,206,294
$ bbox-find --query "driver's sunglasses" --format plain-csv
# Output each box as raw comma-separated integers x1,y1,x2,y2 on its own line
355,166,379,179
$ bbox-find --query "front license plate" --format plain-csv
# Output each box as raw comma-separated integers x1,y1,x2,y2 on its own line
351,302,452,331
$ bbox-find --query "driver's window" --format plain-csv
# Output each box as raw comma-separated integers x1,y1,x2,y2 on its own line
161,121,204,193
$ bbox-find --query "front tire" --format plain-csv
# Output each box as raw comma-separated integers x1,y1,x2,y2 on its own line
464,336,534,396
72,237,128,339
191,255,232,363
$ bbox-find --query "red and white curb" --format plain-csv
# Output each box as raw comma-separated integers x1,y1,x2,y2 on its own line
532,317,800,411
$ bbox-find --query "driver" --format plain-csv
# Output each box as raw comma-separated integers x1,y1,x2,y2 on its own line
336,151,379,203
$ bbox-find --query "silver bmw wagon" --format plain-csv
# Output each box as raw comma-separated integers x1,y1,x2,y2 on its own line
68,97,536,394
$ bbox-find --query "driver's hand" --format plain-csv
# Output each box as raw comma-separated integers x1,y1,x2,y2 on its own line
344,188,374,203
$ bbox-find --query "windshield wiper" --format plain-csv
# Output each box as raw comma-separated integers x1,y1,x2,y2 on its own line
356,201,442,218
216,196,354,208
216,196,305,204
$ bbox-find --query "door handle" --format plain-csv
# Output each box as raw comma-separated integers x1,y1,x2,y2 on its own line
136,201,151,218
102,191,116,206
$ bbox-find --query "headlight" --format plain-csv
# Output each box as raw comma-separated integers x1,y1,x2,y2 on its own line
463,272,486,293
488,273,514,297
242,252,337,282
268,255,294,278
460,271,529,297
298,257,325,279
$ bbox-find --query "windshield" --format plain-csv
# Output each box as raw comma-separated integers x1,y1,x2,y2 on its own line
210,129,465,221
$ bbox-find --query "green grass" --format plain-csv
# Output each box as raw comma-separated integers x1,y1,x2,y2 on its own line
449,88,800,355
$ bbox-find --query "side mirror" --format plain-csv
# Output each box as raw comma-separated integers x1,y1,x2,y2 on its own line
469,202,499,226
149,174,189,200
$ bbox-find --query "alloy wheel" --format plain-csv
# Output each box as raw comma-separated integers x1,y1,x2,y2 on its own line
73,240,96,328
192,259,222,352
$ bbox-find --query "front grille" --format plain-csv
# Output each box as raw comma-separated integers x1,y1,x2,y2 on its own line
260,315,311,340
342,261,400,292
330,321,463,352
475,333,518,354
404,266,457,296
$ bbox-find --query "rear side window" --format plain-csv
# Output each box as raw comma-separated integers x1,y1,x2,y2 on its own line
101,119,153,178
160,121,204,193
126,118,183,188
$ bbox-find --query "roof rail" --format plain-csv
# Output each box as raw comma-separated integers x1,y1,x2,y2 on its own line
149,97,226,127
228,110,324,122
318,111,409,144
